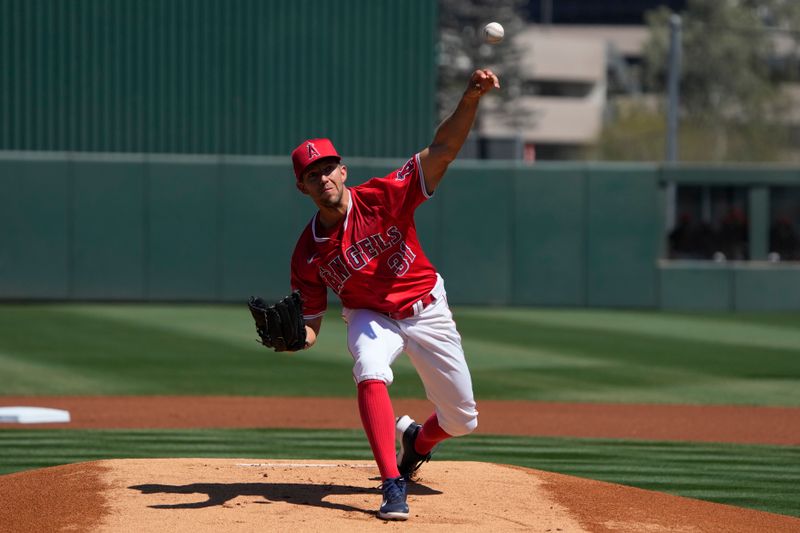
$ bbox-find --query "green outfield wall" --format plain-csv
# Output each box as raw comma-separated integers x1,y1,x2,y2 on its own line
1,151,799,311
0,0,436,158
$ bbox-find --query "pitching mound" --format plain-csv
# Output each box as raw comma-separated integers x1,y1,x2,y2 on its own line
1,459,798,532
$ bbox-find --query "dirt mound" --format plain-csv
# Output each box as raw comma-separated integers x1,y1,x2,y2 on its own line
1,459,798,532
0,461,109,532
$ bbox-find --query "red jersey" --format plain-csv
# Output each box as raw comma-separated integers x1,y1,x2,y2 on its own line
291,153,438,319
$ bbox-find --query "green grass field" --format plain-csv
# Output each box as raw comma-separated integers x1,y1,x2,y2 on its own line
1,304,799,403
1,304,799,517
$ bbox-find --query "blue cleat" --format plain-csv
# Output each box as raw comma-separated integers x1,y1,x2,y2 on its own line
378,476,409,520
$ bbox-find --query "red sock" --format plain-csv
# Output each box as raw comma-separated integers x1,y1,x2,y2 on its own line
414,413,451,455
357,379,401,481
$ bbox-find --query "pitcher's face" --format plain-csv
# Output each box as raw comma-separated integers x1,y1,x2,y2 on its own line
299,158,347,208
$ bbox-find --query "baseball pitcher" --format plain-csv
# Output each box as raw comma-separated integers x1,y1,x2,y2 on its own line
250,69,499,520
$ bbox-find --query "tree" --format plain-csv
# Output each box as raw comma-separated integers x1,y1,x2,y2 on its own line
641,0,790,161
590,103,790,162
437,0,529,142
755,0,800,82
595,0,796,162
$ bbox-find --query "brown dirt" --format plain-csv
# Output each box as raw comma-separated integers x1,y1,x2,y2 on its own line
0,461,108,532
1,396,799,445
2,397,799,532
536,467,800,533
3,459,799,533
97,459,581,532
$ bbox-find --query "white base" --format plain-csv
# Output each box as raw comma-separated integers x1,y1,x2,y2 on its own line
0,406,71,424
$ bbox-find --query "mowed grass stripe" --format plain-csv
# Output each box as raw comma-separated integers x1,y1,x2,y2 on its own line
455,308,800,352
1,305,800,404
0,429,798,517
456,313,800,378
0,305,425,397
449,437,800,518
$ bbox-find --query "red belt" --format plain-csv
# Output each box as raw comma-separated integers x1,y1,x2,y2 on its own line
386,293,436,320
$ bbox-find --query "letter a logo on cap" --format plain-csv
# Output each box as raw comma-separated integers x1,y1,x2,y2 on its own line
292,138,340,180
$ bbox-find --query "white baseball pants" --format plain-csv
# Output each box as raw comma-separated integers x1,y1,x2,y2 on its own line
342,274,478,437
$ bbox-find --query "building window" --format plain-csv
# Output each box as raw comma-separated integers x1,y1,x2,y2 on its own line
521,80,594,98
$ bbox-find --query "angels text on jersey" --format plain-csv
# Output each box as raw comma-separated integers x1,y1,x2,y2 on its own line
318,225,417,293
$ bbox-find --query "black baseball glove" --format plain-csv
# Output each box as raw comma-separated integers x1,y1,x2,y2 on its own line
247,291,307,352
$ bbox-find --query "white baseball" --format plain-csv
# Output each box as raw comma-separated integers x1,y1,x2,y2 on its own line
483,22,504,44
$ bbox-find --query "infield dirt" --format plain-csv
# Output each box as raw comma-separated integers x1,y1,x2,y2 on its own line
2,459,799,532
2,396,800,444
2,397,800,531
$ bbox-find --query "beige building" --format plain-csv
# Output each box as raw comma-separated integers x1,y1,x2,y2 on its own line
478,24,649,161
477,23,800,162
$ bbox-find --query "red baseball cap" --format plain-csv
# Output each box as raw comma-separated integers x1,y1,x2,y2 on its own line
291,138,341,180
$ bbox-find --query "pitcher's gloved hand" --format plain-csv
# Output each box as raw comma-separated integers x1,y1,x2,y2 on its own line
247,291,306,352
